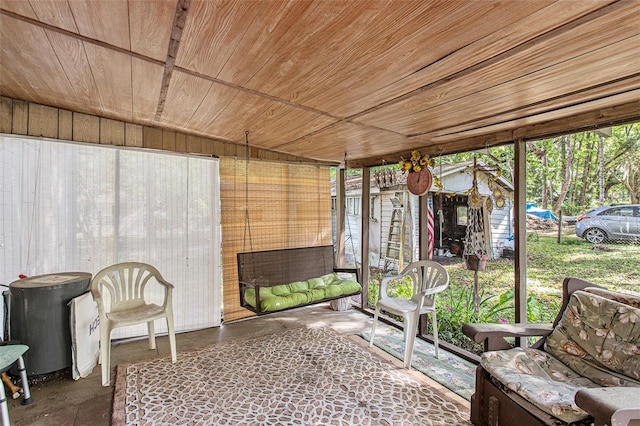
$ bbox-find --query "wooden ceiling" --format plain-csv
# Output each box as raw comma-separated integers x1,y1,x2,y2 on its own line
1,0,639,166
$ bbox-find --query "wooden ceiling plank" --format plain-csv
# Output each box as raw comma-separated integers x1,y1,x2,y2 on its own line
359,33,640,134
440,40,638,133
0,0,37,18
339,0,621,118
0,60,40,102
420,78,640,140
132,58,165,123
128,0,176,61
181,76,337,148
300,0,558,115
511,99,640,141
45,29,102,114
161,70,216,129
430,90,640,143
67,0,130,50
176,0,260,77
26,0,78,33
277,121,409,162
215,0,319,85
83,42,133,121
197,91,280,143
254,107,337,148
2,0,638,165
224,0,360,99
0,15,78,108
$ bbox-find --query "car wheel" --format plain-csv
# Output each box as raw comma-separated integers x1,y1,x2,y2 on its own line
584,228,606,244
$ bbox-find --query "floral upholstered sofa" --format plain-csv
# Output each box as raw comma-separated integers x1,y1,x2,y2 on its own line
464,278,640,425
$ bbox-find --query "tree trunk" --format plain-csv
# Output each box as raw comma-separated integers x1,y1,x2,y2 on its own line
579,139,593,205
554,135,573,213
541,151,548,208
598,135,605,206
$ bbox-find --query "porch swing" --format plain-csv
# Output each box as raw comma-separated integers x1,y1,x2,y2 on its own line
236,133,362,315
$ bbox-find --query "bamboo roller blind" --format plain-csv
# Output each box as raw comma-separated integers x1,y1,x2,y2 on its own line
219,158,332,322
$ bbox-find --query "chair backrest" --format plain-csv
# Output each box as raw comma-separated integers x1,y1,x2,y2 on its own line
403,260,450,305
238,245,336,285
91,262,165,314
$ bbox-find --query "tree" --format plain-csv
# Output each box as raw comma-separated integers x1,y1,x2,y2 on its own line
553,134,573,214
618,125,640,203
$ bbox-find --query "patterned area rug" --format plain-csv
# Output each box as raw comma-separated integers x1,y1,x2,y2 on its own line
360,324,476,400
113,327,470,425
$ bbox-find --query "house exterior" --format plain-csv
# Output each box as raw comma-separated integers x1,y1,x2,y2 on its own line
332,161,514,271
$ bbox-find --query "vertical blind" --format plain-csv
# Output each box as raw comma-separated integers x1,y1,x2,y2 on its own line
0,135,221,338
219,157,332,322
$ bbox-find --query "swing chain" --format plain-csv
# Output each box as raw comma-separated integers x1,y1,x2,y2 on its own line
243,131,256,278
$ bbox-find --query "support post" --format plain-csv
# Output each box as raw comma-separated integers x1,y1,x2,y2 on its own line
360,166,371,309
336,168,346,268
418,192,429,337
418,193,429,260
514,139,528,336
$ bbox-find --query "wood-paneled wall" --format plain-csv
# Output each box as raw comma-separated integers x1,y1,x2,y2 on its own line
0,96,321,164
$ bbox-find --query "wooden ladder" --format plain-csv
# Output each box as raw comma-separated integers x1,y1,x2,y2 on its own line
382,192,406,271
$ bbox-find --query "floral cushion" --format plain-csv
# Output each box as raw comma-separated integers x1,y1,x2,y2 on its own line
481,348,599,423
481,289,640,424
584,286,640,309
545,290,640,386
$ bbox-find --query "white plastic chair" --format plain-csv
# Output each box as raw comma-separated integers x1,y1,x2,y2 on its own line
369,260,449,368
90,262,177,386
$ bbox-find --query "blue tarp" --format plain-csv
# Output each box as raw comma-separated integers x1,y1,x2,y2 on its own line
526,203,558,221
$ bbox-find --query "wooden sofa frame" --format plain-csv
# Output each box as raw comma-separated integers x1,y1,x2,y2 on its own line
463,277,639,426
237,245,361,315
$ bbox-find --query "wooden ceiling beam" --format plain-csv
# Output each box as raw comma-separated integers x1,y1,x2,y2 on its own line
155,0,192,121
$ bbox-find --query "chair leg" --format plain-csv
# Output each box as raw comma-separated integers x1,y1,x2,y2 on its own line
148,320,156,351
100,324,112,387
0,381,9,426
165,309,177,363
16,356,32,405
432,312,440,359
369,307,380,347
403,313,418,369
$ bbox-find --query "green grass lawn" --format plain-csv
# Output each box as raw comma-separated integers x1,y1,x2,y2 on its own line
450,234,640,297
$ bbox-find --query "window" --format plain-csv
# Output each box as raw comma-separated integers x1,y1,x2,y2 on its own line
370,196,377,220
346,196,361,216
457,205,468,225
604,207,634,217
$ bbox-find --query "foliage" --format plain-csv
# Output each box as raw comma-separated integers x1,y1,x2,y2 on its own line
526,123,640,211
435,123,639,212
398,150,434,173
433,284,513,351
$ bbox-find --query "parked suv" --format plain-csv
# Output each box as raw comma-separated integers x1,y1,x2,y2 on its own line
575,204,640,243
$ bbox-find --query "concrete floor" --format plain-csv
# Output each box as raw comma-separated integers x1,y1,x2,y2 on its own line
6,303,378,426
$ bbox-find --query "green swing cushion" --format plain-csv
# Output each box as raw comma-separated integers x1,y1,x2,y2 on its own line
243,272,361,313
